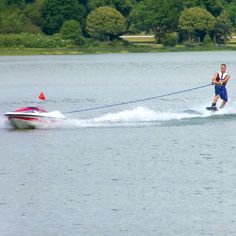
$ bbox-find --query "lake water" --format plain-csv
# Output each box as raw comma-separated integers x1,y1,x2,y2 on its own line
0,52,236,236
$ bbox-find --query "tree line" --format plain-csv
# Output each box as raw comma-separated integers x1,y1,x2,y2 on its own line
0,0,236,47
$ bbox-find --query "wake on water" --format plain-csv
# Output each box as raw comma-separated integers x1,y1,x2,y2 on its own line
2,104,236,130
59,104,236,129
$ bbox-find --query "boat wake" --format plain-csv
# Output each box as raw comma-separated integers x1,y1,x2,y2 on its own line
3,104,236,130
58,104,236,129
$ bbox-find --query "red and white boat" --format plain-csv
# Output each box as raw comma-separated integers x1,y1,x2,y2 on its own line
4,106,65,129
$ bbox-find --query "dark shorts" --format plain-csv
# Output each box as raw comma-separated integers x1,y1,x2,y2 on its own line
215,85,228,102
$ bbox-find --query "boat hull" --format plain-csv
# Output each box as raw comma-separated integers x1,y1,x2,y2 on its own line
5,111,65,129
7,117,49,129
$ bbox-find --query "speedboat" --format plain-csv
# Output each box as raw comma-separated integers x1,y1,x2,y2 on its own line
4,106,65,129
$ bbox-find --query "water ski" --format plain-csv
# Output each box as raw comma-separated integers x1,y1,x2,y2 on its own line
206,106,218,112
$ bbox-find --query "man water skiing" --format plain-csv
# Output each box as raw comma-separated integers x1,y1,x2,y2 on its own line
208,64,230,111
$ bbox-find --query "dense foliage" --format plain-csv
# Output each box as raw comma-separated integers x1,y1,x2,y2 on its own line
0,0,236,47
0,33,71,48
86,7,126,40
179,7,215,41
60,20,84,45
130,0,179,43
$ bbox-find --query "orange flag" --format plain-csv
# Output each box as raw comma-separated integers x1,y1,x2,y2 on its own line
38,92,46,100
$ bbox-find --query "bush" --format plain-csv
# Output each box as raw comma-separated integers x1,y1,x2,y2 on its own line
203,34,213,46
183,41,197,48
60,20,84,45
82,38,131,49
0,33,74,48
22,21,42,34
83,38,101,48
163,33,178,47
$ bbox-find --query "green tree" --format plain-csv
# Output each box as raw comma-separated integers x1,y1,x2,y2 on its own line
41,0,86,35
87,0,133,16
25,0,44,26
60,20,84,45
214,11,233,44
171,0,201,15
4,0,25,6
176,0,224,17
0,8,27,33
225,0,236,28
203,0,224,17
130,0,179,43
0,1,5,13
112,0,133,16
179,7,215,42
86,7,126,41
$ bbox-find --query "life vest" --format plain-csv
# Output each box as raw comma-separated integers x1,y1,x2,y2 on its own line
216,72,228,85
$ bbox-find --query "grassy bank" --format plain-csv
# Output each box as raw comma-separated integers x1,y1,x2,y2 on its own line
0,44,236,55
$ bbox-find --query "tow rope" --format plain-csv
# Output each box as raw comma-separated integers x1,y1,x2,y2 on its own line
64,83,213,114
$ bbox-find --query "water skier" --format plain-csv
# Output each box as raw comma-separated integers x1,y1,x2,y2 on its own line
208,64,230,110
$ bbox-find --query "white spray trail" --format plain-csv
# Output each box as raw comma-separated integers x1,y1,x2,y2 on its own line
3,104,236,130
58,104,236,129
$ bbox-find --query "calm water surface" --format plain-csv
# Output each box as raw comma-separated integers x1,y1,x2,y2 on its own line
0,52,236,236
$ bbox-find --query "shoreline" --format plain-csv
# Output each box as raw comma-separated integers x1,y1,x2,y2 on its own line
0,45,236,56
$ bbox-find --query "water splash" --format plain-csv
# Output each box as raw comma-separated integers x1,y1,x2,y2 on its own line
59,105,236,129
3,104,236,130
